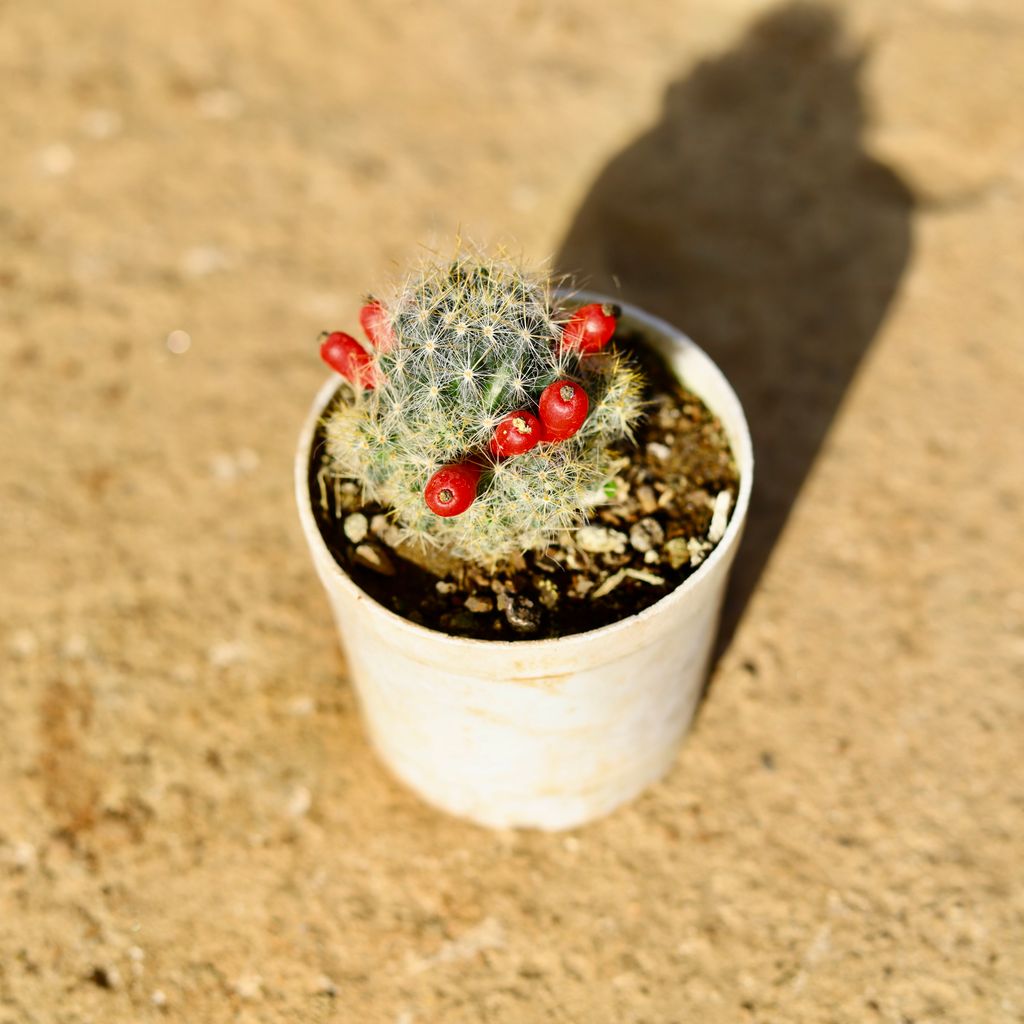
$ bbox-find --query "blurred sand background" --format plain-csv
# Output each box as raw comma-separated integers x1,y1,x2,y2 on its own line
2,1,1023,1021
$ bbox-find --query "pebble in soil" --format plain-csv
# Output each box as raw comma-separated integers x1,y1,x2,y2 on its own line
310,333,740,641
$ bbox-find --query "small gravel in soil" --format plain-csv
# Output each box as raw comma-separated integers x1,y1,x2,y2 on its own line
310,333,740,640
343,513,368,543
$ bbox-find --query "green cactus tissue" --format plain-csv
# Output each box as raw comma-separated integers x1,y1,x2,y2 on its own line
320,248,645,566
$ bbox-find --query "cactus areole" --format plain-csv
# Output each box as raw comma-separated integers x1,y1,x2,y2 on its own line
321,250,645,566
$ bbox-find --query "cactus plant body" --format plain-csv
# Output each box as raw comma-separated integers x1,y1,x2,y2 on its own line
322,249,644,566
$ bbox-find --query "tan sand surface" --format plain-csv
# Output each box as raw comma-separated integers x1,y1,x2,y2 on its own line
2,1,1023,1021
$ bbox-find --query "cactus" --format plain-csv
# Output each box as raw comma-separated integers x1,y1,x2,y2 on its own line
322,248,645,566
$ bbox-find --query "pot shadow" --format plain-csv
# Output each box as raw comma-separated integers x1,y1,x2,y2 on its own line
555,2,914,655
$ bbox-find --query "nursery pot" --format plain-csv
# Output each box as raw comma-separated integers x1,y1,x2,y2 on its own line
295,297,753,830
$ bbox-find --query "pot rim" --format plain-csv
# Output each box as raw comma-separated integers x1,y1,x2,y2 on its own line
295,293,753,651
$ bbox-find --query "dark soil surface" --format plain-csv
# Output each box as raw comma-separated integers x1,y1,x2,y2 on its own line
309,332,740,640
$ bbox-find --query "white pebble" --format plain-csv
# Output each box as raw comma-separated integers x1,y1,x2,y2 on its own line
636,485,658,515
336,481,360,512
100,965,122,989
664,538,690,569
343,513,369,543
647,442,672,461
62,634,89,660
623,568,664,586
354,543,395,575
8,629,38,659
370,513,401,546
314,974,338,996
286,785,312,818
591,570,627,600
707,490,733,543
181,245,230,278
288,696,315,716
576,526,628,554
629,517,664,553
232,973,263,1000
166,329,191,354
10,841,37,870
37,143,75,177
688,537,712,566
209,452,237,481
208,640,248,668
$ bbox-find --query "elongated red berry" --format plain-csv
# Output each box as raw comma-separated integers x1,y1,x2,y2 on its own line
560,302,619,354
320,331,377,389
539,380,589,442
489,411,544,458
424,463,481,517
359,299,395,353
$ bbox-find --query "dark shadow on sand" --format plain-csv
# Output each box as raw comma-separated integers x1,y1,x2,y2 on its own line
556,3,914,651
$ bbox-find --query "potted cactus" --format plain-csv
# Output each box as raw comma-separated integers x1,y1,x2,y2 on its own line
295,249,752,830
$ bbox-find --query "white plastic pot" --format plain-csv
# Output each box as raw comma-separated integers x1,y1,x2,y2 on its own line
295,298,753,830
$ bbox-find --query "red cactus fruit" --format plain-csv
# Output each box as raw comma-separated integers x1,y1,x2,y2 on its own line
424,462,481,517
359,299,395,352
560,302,619,354
320,331,377,389
489,410,544,458
538,380,589,442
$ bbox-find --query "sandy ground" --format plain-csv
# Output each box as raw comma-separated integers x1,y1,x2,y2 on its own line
2,1,1023,1021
